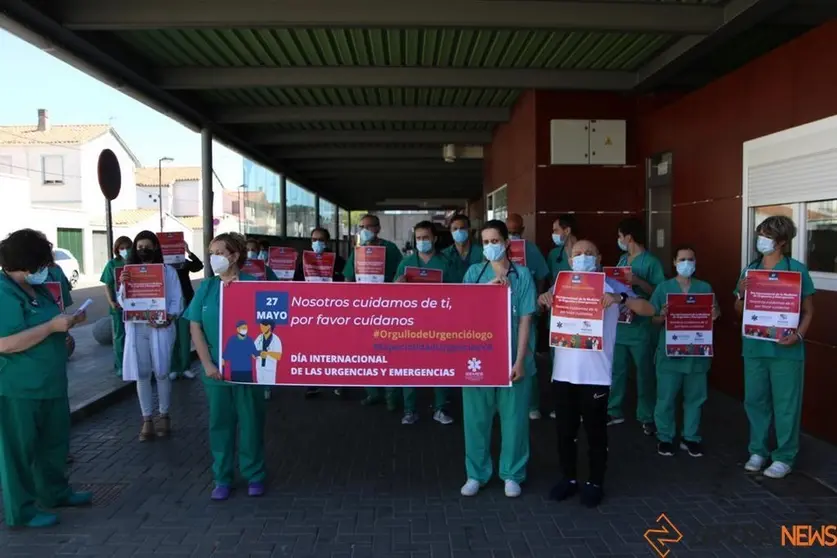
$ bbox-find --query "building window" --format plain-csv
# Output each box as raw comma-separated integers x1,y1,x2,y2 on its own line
338,207,350,239
42,155,65,184
318,198,336,238
241,160,282,235
286,181,316,237
486,184,508,222
805,199,837,274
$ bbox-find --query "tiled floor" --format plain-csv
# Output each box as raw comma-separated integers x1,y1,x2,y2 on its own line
2,360,837,557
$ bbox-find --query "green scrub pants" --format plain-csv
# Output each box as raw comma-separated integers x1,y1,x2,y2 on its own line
0,396,72,526
110,309,125,375
609,342,656,423
402,387,448,413
743,357,804,466
462,380,531,484
204,382,266,486
171,317,192,375
654,366,708,443
364,387,397,407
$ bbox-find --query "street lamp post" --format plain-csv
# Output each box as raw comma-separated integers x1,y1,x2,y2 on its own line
158,156,174,231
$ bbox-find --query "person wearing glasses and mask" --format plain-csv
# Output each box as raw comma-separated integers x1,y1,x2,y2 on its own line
185,232,267,501
394,221,456,426
100,236,133,376
540,239,655,508
650,245,720,459
295,227,346,398
343,214,402,408
443,214,483,283
118,231,184,442
460,220,536,499
734,216,814,479
0,229,90,528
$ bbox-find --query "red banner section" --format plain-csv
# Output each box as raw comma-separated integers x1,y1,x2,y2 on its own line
242,259,267,280
507,240,527,267
302,251,335,282
603,266,634,324
268,247,298,280
158,232,186,265
122,264,166,323
743,270,802,342
45,282,64,311
665,293,714,357
550,271,605,351
354,246,386,283
219,282,511,387
404,266,443,283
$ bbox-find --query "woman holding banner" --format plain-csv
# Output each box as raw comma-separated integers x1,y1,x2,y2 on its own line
734,216,814,479
460,220,536,499
0,229,90,528
185,232,267,501
100,235,132,376
650,245,720,459
118,231,184,441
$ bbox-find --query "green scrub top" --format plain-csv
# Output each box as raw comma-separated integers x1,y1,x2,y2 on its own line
342,239,403,283
183,273,257,387
265,267,279,281
47,266,73,308
519,241,550,282
100,258,126,314
0,274,68,398
733,256,815,361
395,252,455,283
616,250,666,345
546,245,571,282
462,262,537,370
650,277,714,374
442,242,484,284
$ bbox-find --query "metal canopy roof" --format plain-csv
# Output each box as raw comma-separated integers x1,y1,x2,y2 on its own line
3,0,834,209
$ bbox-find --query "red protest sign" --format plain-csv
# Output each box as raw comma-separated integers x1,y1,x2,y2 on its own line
550,271,605,351
122,264,166,323
157,232,186,265
268,247,298,281
242,259,267,280
302,251,335,282
665,293,714,357
354,246,386,283
743,270,802,342
404,266,443,283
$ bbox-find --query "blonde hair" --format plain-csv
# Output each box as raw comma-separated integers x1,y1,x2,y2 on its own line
212,232,247,267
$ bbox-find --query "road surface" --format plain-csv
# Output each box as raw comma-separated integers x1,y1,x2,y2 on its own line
67,278,204,323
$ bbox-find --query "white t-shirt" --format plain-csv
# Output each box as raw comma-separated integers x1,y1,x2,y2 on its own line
551,278,635,386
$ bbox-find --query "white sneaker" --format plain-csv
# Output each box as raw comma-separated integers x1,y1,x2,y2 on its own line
460,479,480,497
433,410,454,425
169,372,178,380
184,369,198,379
264,389,271,400
763,461,792,479
401,412,419,425
529,410,542,420
744,454,766,472
549,411,556,419
504,480,522,498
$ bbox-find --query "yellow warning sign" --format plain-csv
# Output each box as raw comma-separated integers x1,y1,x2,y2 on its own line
605,136,613,146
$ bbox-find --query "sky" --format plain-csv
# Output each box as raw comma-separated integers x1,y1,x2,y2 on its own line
0,29,243,190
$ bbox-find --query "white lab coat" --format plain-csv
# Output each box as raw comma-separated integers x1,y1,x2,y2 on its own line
117,264,184,382
253,333,282,384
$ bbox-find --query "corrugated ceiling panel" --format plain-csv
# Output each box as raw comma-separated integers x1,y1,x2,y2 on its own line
197,88,521,107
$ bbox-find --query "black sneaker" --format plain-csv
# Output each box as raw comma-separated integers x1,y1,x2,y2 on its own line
657,441,675,457
680,440,704,457
642,422,657,436
606,415,624,426
580,482,604,508
548,478,578,502
304,387,321,399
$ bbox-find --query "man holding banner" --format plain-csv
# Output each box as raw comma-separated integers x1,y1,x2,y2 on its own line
540,240,654,508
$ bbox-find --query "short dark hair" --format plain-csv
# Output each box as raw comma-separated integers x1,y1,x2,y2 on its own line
481,219,509,240
113,235,132,256
556,214,578,235
673,244,696,259
127,230,163,265
311,227,331,240
259,239,270,251
0,229,53,273
360,214,380,227
618,217,646,246
450,214,470,228
413,220,436,237
213,232,248,268
259,319,275,328
246,238,260,250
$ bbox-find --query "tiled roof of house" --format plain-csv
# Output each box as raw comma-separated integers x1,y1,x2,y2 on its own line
135,166,202,187
0,124,111,146
94,209,160,227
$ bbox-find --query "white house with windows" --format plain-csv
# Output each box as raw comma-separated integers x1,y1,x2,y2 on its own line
0,109,140,277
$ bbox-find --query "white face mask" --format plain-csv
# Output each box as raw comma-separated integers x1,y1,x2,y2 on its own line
211,254,231,274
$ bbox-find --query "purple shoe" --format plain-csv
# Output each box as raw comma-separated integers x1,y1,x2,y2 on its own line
211,485,231,501
248,482,265,497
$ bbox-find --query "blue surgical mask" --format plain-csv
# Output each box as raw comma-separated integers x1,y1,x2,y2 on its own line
676,260,696,278
416,240,433,254
259,251,268,260
617,239,628,252
119,248,130,259
452,229,469,244
26,267,49,285
571,255,598,272
509,234,522,241
312,240,326,254
756,235,776,255
483,243,506,262
552,234,565,247
359,229,376,244
247,251,258,260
